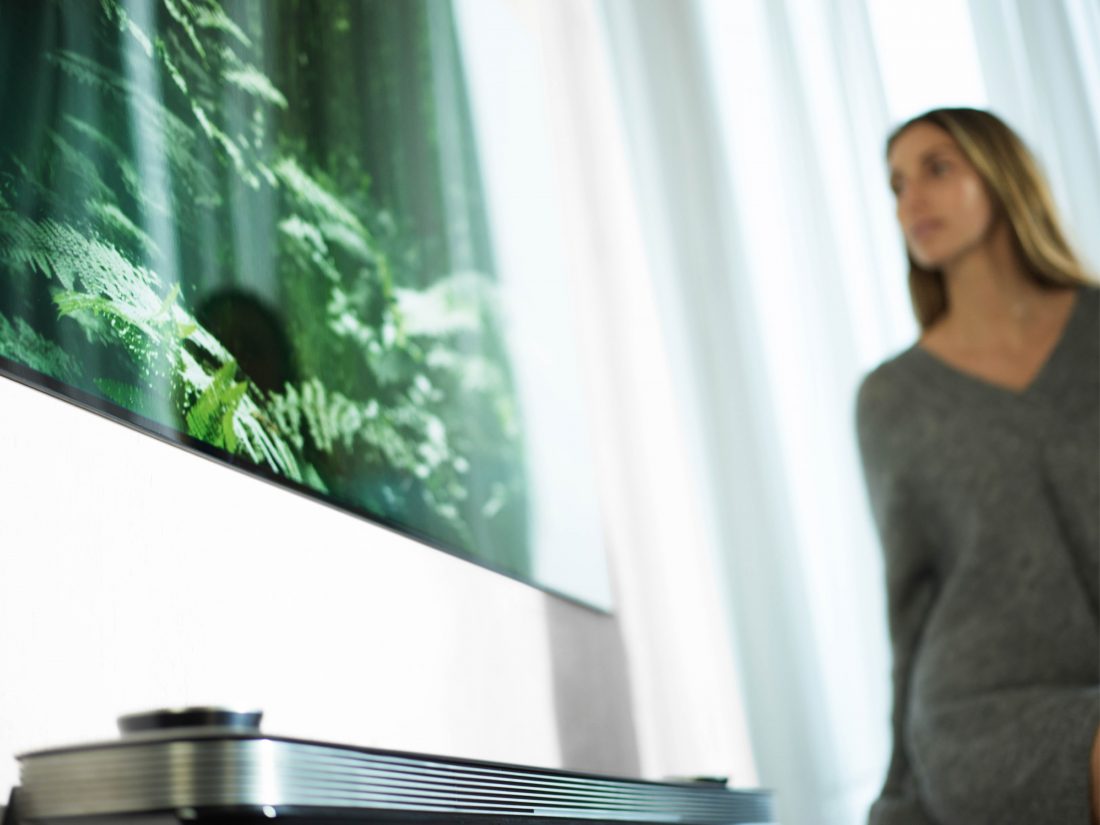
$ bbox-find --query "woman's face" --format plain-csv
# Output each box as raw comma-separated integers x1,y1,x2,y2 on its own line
887,122,998,271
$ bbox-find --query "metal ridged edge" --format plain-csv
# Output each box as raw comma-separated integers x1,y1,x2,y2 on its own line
19,739,773,823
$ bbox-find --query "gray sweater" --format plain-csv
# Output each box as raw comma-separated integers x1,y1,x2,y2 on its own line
856,286,1099,825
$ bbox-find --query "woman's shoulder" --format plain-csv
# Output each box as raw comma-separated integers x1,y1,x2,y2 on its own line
854,346,930,468
857,347,925,422
1075,281,1100,321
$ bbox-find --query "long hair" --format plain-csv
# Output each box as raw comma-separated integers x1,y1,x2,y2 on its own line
885,108,1094,330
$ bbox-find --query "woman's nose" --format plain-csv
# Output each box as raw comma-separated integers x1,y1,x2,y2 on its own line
897,182,928,218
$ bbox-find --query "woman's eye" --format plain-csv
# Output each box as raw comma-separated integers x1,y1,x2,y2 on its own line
930,160,950,175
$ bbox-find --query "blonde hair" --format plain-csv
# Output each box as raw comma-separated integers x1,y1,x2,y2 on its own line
885,108,1094,329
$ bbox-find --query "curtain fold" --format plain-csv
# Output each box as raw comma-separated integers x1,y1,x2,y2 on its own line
966,0,1100,273
599,0,1100,822
600,1,894,822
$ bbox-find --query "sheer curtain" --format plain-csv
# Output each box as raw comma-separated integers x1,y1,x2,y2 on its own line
963,0,1100,273
451,0,761,783
600,0,1100,823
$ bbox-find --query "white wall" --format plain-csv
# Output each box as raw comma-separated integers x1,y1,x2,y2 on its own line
0,372,561,794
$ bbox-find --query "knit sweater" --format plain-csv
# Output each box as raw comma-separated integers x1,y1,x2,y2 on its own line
856,286,1100,825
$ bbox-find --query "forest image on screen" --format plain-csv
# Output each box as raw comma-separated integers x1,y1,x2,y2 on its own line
0,0,544,583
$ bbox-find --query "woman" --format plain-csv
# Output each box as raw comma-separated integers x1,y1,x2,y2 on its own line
857,107,1099,824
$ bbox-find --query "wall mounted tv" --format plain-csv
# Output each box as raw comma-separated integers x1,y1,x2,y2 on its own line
0,0,610,609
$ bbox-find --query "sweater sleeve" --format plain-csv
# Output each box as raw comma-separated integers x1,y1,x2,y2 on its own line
858,369,940,825
857,367,1100,825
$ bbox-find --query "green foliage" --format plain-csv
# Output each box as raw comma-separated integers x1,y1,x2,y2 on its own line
94,377,158,417
46,51,221,212
0,312,80,383
0,209,170,354
185,360,249,451
88,199,161,258
176,347,303,479
100,0,154,57
224,63,288,111
276,158,375,255
0,0,530,569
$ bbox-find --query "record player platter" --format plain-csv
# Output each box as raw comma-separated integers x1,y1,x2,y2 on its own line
3,708,776,825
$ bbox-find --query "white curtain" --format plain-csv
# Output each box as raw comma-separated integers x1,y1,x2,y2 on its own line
964,0,1100,273
495,0,762,784
599,0,1100,823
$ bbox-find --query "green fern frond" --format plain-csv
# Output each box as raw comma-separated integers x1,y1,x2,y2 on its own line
52,290,157,361
153,22,273,191
100,0,154,58
223,59,288,110
319,220,377,264
177,349,302,480
98,0,122,20
224,65,287,109
88,199,160,257
0,213,83,290
234,396,301,478
278,216,342,284
265,378,457,486
256,161,277,188
0,209,189,363
0,313,80,383
54,281,189,363
325,289,377,350
50,51,220,209
49,49,170,123
53,291,123,320
75,4,284,202
9,159,46,204
159,116,222,206
5,216,160,311
268,379,371,458
163,0,207,61
46,130,114,203
156,37,191,98
49,52,211,206
46,50,123,98
193,4,250,46
219,381,249,451
192,104,259,188
185,360,243,442
50,120,164,220
275,158,372,243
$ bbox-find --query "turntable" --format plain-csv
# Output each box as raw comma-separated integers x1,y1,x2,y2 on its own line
2,708,776,824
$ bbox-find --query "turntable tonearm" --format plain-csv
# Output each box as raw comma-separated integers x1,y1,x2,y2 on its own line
2,708,776,825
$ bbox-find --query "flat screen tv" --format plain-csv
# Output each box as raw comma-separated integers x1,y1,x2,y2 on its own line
0,0,610,609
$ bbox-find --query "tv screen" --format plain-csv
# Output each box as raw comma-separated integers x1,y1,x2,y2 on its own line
0,0,610,608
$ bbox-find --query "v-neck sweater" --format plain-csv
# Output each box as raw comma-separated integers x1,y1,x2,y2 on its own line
857,285,1099,825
